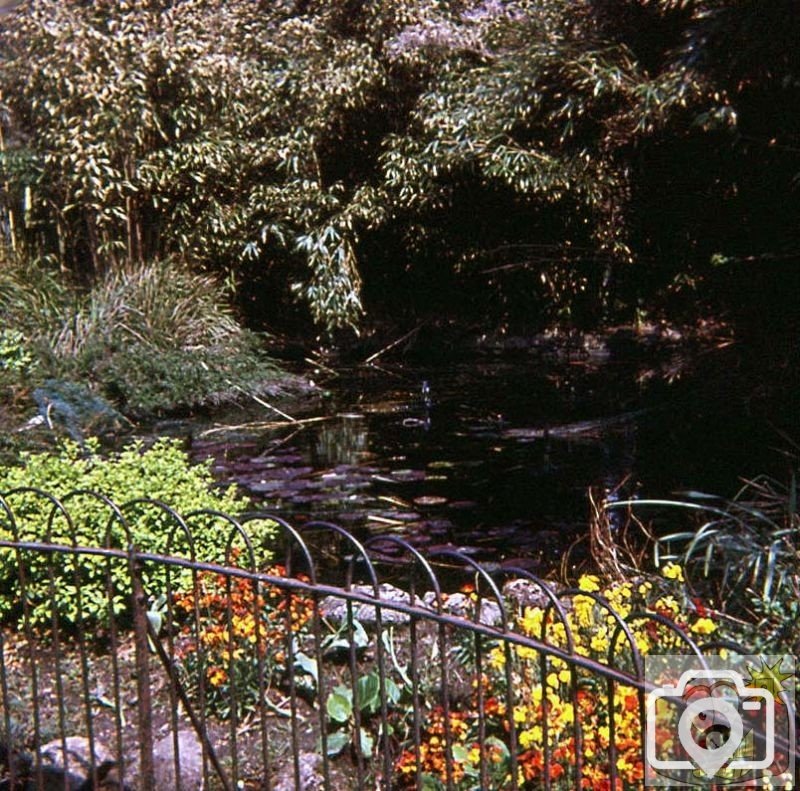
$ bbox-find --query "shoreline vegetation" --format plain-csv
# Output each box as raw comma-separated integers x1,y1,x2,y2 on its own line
1,0,798,438
0,257,314,434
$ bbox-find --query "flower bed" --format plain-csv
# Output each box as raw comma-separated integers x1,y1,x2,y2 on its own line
395,564,718,789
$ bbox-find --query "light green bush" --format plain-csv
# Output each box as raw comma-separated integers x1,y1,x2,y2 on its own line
0,329,37,377
0,438,277,630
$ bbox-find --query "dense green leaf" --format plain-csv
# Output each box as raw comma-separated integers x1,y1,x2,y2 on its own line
326,688,353,723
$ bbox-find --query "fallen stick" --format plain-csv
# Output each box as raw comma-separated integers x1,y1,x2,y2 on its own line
230,385,297,422
198,415,330,437
364,324,423,364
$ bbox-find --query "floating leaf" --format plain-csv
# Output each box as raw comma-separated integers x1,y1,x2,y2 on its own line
413,495,448,506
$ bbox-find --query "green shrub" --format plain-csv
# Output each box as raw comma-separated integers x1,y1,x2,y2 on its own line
0,438,277,630
0,258,72,338
48,260,283,413
95,339,283,414
0,258,70,392
51,260,243,361
0,329,37,377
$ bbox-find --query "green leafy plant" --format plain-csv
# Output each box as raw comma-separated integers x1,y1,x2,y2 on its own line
0,328,37,379
50,260,285,413
0,254,286,414
325,668,402,759
604,471,800,655
0,438,277,630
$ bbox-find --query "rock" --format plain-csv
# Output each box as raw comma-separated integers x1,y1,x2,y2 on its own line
40,736,114,774
503,578,562,611
437,592,503,625
319,584,430,625
502,579,574,619
272,751,324,791
32,379,125,445
152,729,205,790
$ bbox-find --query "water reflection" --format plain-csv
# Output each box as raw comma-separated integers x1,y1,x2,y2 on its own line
194,355,795,572
312,416,369,467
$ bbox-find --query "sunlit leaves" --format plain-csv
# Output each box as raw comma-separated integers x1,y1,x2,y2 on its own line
1,0,774,332
0,0,389,331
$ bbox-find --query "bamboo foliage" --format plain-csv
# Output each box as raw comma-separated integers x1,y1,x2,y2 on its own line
0,0,796,331
0,0,390,329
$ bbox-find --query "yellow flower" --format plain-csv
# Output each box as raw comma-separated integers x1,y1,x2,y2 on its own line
578,574,601,592
617,755,634,773
489,647,506,669
519,725,543,748
608,600,631,619
208,666,227,687
661,562,684,582
655,596,679,615
690,617,717,635
547,621,568,646
520,606,544,636
573,594,595,628
590,629,609,654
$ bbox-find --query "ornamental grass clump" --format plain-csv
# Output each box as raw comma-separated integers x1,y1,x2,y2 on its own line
395,564,717,789
50,260,283,414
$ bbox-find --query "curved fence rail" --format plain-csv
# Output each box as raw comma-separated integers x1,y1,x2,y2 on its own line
0,489,791,790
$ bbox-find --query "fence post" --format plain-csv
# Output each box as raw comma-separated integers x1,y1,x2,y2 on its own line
130,548,155,791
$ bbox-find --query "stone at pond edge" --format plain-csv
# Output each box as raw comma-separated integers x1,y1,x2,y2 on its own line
320,584,431,625
315,578,570,628
422,592,503,626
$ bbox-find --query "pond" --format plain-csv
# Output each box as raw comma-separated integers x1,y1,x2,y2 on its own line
189,343,796,575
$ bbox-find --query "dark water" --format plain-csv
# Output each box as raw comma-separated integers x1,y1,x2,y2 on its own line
190,349,797,574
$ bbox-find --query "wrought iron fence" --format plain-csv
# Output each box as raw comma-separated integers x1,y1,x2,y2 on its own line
0,488,789,790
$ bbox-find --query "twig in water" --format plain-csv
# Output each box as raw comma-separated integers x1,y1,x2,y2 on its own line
198,415,330,437
364,324,423,364
305,356,339,377
366,514,406,527
230,385,297,422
